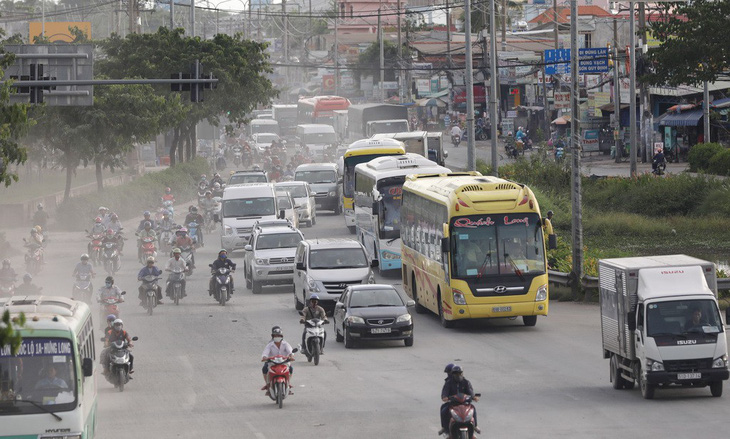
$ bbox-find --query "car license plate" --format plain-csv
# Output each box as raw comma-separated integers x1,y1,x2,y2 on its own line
371,327,391,334
492,306,512,313
677,373,701,380
273,266,289,271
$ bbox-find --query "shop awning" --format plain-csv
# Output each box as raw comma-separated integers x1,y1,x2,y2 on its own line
658,109,703,127
552,115,571,125
421,89,449,99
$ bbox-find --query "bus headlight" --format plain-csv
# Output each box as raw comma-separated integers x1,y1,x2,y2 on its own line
452,289,466,305
713,355,728,368
396,313,412,323
381,251,399,260
535,284,548,302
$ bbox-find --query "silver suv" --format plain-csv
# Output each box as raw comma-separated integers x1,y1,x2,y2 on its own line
243,220,304,294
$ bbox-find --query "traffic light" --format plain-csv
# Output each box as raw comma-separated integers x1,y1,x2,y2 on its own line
12,64,55,104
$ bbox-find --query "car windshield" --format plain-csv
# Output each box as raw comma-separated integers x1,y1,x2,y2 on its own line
0,338,77,416
277,185,308,198
229,174,267,185
349,288,404,307
309,248,368,269
378,180,404,234
256,232,302,250
295,170,336,184
450,213,546,278
303,132,336,144
223,197,275,218
646,299,724,336
276,196,293,209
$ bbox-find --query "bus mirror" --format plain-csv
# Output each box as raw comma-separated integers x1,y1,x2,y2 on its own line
82,358,93,377
441,237,450,253
371,259,379,268
372,202,379,215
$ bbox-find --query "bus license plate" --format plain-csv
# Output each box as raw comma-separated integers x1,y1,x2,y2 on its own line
371,328,391,334
492,306,512,313
677,373,701,380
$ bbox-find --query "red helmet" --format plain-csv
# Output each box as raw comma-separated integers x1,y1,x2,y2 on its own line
95,217,102,223
165,187,171,194
106,229,115,236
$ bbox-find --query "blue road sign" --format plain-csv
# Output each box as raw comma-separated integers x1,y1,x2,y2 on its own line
544,48,610,75
544,49,570,75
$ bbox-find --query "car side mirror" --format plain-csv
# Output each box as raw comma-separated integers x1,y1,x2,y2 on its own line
371,259,379,268
82,358,93,377
441,237,450,253
406,300,416,307
132,336,139,341
296,262,305,270
292,348,299,353
372,202,379,215
278,209,286,219
244,245,252,252
627,311,636,331
208,264,214,268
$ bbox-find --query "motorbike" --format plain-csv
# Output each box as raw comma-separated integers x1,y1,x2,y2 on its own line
23,241,43,275
99,292,125,324
139,236,157,264
158,224,175,253
178,245,195,276
197,189,208,206
264,348,298,409
209,264,232,306
203,209,217,234
101,240,121,275
187,221,201,247
72,273,94,303
299,317,326,366
216,156,226,171
167,267,186,305
162,200,174,219
555,144,565,162
0,277,16,296
139,274,161,316
86,231,104,265
652,157,667,176
451,134,461,148
101,335,138,392
233,148,243,166
442,393,481,439
505,137,519,159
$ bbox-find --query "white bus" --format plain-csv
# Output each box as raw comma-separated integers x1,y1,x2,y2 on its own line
0,296,98,439
353,153,450,273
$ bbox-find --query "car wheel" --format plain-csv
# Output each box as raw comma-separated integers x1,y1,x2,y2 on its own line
404,336,414,347
311,215,316,226
294,286,304,310
710,381,723,397
252,279,262,294
639,367,655,399
335,321,344,342
344,325,354,348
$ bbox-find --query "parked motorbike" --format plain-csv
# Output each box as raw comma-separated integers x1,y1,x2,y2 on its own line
451,135,461,148
0,276,16,297
101,335,138,392
101,240,121,275
209,264,232,306
300,317,326,366
86,231,104,265
442,393,481,439
139,274,161,316
72,273,94,303
264,349,298,409
99,292,125,325
168,267,186,306
139,236,157,264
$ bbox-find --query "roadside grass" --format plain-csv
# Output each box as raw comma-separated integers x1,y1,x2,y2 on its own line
0,167,98,203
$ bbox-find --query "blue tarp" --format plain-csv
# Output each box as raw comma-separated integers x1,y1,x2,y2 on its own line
658,109,703,127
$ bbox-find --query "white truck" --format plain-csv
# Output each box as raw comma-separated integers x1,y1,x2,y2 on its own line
599,255,728,399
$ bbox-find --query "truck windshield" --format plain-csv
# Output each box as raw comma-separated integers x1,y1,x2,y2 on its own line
646,299,724,336
223,198,275,218
450,213,546,279
0,338,77,416
295,170,336,184
369,121,408,135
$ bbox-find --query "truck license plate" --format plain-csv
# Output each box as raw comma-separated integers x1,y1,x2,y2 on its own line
677,373,701,380
371,327,391,334
492,306,512,313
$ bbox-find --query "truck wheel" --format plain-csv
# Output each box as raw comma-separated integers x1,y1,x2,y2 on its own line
639,368,655,399
710,381,723,397
610,355,626,390
522,315,537,326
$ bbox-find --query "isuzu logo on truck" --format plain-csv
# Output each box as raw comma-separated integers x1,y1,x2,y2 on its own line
677,339,698,345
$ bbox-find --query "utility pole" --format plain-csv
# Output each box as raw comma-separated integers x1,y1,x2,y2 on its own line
190,0,196,37
638,2,650,163
334,12,339,95
569,0,583,298
613,16,622,163
553,0,558,49
489,0,498,176
629,1,637,177
41,0,45,37
397,0,403,102
446,0,452,112
501,0,507,53
703,81,711,143
541,52,550,136
170,0,175,29
379,7,385,102
283,0,288,84
248,1,252,39
128,0,135,34
465,0,476,171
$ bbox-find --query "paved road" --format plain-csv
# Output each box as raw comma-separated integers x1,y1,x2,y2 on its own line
2,208,726,439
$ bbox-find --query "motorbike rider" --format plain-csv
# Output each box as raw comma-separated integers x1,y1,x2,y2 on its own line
209,249,235,296
439,365,480,435
450,124,462,141
300,294,328,354
89,217,106,236
98,206,111,227
0,259,17,282
102,319,134,377
161,187,175,204
97,275,124,303
28,227,44,247
261,326,295,395
72,254,96,279
184,207,205,247
165,248,188,298
137,256,163,305
516,126,527,143
210,173,224,187
198,174,209,191
33,203,49,230
199,192,218,224
172,228,195,267
15,273,42,295
652,147,666,173
136,221,158,261
211,182,223,198
136,211,157,232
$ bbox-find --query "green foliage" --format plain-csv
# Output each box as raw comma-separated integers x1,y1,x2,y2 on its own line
0,47,33,187
55,158,209,229
707,149,730,176
0,310,26,355
688,142,725,172
355,41,410,84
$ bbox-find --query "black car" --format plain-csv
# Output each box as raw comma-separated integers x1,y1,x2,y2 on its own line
333,284,415,348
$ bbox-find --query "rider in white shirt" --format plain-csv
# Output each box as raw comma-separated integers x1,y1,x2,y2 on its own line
450,125,463,138
260,326,295,394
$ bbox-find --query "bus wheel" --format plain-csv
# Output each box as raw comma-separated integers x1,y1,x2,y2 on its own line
412,273,427,314
438,291,455,328
523,315,537,326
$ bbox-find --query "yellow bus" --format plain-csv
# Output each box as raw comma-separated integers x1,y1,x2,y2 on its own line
400,172,548,327
342,138,405,233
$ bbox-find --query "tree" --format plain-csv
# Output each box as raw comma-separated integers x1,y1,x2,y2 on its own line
355,41,410,84
644,0,730,86
0,310,26,355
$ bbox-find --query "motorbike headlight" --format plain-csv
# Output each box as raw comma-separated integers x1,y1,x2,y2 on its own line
396,313,411,323
367,273,375,284
346,316,365,324
713,355,728,368
256,258,268,265
452,289,466,305
535,284,548,302
328,191,337,197
307,277,321,292
450,409,465,423
647,359,664,372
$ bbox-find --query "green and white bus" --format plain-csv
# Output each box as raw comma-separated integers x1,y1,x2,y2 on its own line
0,296,98,439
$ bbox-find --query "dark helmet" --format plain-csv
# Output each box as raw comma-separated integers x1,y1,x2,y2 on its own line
23,273,32,282
106,314,117,322
271,326,283,336
451,365,463,374
143,211,151,217
144,221,152,229
547,210,554,216
105,276,114,284
444,363,455,374
190,206,198,213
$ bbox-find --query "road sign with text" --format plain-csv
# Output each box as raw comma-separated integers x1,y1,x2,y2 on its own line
544,48,610,75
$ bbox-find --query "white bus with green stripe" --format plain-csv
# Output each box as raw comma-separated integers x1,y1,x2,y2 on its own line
0,296,98,439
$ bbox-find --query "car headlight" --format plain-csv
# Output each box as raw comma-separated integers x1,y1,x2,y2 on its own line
307,277,321,292
396,313,411,323
346,316,365,324
256,258,268,265
647,359,664,372
224,225,233,235
367,273,375,284
328,191,337,196
535,284,548,302
713,355,728,368
452,289,466,305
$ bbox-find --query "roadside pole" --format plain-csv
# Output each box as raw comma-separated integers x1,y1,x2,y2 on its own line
489,0,499,176
613,15,622,163
570,0,583,299
704,81,711,143
464,0,476,171
629,1,637,177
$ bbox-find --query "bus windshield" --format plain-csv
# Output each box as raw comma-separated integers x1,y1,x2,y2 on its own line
344,154,392,198
295,170,336,184
450,213,546,278
0,338,77,416
223,198,275,218
378,179,404,237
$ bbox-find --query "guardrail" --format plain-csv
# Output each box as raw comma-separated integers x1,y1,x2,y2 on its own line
550,270,730,291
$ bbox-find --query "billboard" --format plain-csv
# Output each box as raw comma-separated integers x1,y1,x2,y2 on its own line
29,22,91,43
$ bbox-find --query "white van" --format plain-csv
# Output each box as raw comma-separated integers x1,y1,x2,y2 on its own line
295,124,337,158
250,119,280,136
217,183,284,252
